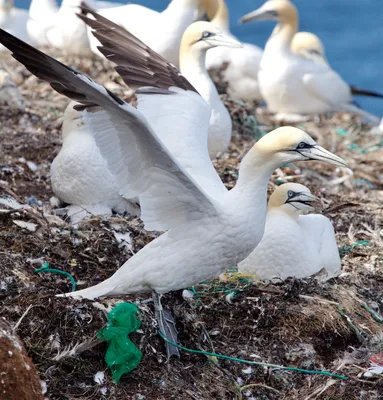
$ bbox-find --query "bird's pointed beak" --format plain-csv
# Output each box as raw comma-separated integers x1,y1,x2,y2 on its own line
303,145,348,168
287,192,320,205
208,32,243,49
239,7,278,24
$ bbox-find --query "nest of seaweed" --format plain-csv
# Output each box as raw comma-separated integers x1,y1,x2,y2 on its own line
0,51,382,399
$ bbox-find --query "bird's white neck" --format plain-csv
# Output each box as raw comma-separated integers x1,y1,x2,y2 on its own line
211,1,230,33
228,148,279,229
265,17,298,54
180,46,219,102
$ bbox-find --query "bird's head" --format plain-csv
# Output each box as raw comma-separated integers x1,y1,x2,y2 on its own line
253,127,347,169
181,21,241,54
240,0,297,24
269,183,319,214
292,31,327,62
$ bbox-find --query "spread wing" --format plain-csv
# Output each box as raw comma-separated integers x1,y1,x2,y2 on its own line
0,29,222,231
78,5,196,92
79,6,227,198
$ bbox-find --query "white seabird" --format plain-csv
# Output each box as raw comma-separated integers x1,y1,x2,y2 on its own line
0,25,347,356
49,15,240,222
204,0,264,102
240,0,379,123
50,102,140,224
238,183,341,282
87,0,204,67
0,0,30,52
27,0,95,54
292,31,383,100
179,21,242,158
27,0,124,48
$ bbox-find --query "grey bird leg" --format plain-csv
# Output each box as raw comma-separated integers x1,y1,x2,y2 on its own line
152,291,180,358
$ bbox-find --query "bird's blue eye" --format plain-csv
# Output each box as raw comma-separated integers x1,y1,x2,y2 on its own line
202,31,213,39
287,190,295,198
297,142,310,149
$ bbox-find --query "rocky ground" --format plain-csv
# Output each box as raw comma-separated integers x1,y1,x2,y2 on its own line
0,51,382,400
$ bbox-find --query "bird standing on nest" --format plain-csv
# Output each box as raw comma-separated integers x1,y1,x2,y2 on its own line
239,183,341,282
0,13,347,357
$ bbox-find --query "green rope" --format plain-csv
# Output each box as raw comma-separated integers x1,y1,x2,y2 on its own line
34,262,77,292
360,303,383,324
339,240,369,256
157,331,347,380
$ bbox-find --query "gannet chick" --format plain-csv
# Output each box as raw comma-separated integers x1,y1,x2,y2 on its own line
203,0,264,102
50,101,140,225
292,31,383,100
0,27,347,357
27,0,96,54
238,183,341,282
180,21,242,158
0,0,30,52
240,0,380,123
87,0,204,67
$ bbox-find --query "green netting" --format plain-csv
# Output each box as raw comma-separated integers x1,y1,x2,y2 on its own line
97,302,142,383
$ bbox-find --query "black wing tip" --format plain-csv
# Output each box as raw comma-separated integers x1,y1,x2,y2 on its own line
350,85,383,99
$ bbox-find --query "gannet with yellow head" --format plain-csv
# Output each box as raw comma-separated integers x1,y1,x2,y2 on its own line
292,31,383,100
0,0,30,52
240,0,379,122
87,0,207,67
292,31,327,64
203,0,264,102
180,21,241,158
239,183,341,281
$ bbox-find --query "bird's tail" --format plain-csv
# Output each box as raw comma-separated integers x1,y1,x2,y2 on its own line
350,85,383,99
57,272,146,300
340,103,380,125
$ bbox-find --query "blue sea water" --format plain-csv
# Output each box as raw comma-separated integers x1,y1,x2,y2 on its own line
15,0,383,116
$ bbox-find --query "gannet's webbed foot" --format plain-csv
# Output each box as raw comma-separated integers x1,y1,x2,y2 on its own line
152,291,180,358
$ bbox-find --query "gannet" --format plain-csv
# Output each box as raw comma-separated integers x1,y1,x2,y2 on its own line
0,27,347,356
81,8,238,159
179,21,241,158
27,0,95,54
292,31,383,100
50,101,140,224
87,0,204,67
238,183,341,281
0,0,30,52
240,0,380,122
52,16,239,219
203,0,263,102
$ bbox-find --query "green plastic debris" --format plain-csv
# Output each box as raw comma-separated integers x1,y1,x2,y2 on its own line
97,302,142,383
